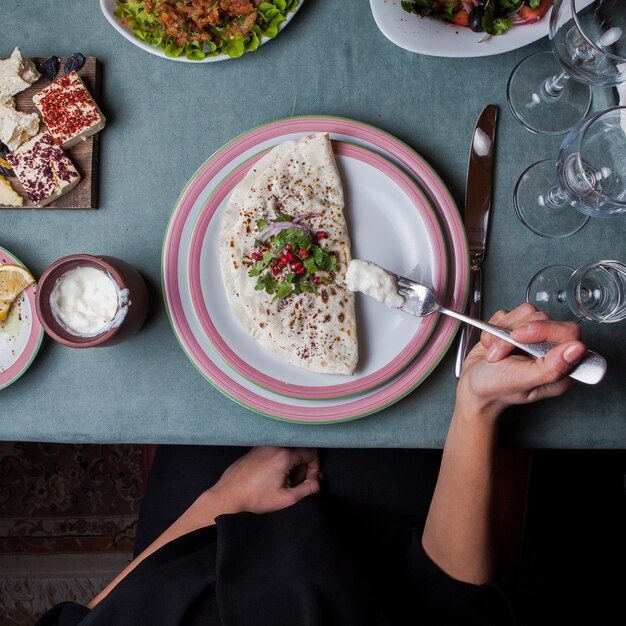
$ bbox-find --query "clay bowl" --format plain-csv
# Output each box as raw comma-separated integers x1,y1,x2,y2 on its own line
36,254,149,348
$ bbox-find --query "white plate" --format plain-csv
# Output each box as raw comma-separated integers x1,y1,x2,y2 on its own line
100,0,302,63
370,0,551,58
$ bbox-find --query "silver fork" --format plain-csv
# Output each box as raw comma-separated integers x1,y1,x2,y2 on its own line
395,275,606,385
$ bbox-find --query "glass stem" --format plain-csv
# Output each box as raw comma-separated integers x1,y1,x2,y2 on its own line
542,71,571,100
545,185,568,208
555,289,567,304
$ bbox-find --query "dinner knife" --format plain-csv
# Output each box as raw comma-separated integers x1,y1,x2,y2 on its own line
455,104,498,378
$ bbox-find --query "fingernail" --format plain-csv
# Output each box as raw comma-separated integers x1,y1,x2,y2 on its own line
486,345,498,361
564,343,586,364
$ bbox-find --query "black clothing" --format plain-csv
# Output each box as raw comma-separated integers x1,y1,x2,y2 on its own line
36,447,515,626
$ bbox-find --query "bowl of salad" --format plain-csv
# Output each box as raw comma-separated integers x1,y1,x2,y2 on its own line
370,0,553,58
100,0,301,62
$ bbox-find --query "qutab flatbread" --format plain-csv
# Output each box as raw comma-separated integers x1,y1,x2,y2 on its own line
219,133,358,375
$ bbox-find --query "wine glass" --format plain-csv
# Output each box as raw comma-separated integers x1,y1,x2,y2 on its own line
507,0,626,136
514,106,626,239
527,260,626,322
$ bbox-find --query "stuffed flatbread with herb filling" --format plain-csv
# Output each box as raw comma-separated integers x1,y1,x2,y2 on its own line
219,133,358,375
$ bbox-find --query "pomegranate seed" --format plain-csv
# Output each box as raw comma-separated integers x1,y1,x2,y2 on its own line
280,255,289,264
296,267,306,276
285,244,292,251
312,276,322,285
299,249,310,258
315,231,327,239
272,267,280,275
287,252,296,262
251,252,262,261
292,261,302,271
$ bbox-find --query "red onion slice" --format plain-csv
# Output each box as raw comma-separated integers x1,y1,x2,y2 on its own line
292,212,321,224
512,16,541,25
259,221,311,241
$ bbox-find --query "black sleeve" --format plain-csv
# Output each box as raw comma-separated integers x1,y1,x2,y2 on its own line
403,528,516,626
34,602,90,626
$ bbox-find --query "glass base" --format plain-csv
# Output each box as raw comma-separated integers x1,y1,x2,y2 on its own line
507,51,592,135
514,159,589,239
526,265,576,320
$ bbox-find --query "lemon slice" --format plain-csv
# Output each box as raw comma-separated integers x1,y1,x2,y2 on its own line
0,299,12,324
0,264,35,304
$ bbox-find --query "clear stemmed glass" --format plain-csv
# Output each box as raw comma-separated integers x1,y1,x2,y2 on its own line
507,0,626,136
527,260,626,321
514,106,626,239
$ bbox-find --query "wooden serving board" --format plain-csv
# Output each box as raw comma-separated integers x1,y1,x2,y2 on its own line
0,56,100,210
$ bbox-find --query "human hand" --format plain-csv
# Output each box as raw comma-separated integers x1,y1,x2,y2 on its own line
208,446,321,516
457,303,587,420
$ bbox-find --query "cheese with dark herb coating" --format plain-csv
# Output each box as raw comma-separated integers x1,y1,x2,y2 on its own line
7,133,80,207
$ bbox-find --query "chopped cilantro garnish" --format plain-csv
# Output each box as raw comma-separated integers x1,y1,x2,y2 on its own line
254,273,278,294
248,250,277,276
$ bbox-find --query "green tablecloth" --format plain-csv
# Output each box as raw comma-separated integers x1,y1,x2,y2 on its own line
1,1,624,448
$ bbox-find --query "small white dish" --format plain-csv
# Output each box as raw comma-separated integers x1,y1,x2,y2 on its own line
370,0,551,58
100,0,302,63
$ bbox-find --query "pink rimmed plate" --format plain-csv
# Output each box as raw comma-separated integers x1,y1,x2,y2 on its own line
162,116,469,423
187,142,447,399
0,247,44,391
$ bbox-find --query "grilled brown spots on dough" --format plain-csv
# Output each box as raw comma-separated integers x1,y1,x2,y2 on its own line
338,312,345,323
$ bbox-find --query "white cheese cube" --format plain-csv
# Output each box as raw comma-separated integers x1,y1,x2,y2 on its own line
0,48,41,99
0,99,40,151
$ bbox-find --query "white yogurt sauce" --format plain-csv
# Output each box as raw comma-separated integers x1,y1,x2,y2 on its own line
345,260,404,308
50,267,128,337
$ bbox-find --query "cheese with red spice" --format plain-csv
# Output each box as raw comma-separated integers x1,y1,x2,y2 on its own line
7,133,81,207
33,71,105,148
